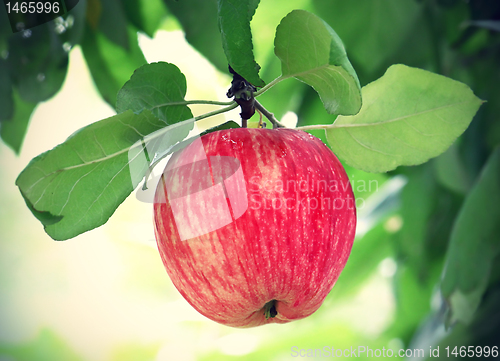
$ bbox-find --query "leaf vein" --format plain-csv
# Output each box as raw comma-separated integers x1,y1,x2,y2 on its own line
345,129,395,156
333,101,472,129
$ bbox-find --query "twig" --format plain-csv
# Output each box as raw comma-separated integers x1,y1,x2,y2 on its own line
254,100,285,129
194,102,238,122
254,75,284,97
152,99,234,110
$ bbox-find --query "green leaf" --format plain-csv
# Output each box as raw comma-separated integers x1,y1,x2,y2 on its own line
394,165,436,275
16,110,184,240
17,62,195,240
0,4,10,38
120,0,144,35
116,62,192,124
9,6,86,103
0,4,85,152
16,61,195,240
81,24,147,108
441,147,500,325
98,0,129,50
1,90,37,154
8,23,69,103
433,143,471,194
121,0,167,38
0,58,13,121
163,0,227,73
274,10,362,116
295,87,336,147
258,63,309,124
313,0,422,74
60,2,87,49
217,0,264,87
325,64,483,173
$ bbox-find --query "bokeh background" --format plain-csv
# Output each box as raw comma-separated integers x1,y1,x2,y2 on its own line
1,0,499,360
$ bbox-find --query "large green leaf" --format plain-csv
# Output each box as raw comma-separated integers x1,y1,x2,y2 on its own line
17,62,195,240
313,0,422,74
217,0,264,86
324,64,483,173
116,62,192,125
274,10,362,116
295,87,336,147
0,90,37,154
16,110,164,240
16,109,197,241
81,24,147,108
441,147,500,325
163,0,227,73
244,1,316,123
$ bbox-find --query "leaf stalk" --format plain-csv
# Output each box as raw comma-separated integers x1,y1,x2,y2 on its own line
152,99,235,109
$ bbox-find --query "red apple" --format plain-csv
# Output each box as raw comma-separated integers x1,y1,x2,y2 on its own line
153,128,356,327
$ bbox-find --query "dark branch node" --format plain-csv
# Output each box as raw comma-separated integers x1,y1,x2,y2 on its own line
226,65,257,125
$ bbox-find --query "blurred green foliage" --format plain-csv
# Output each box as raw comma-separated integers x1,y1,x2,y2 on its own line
0,0,499,359
0,329,84,361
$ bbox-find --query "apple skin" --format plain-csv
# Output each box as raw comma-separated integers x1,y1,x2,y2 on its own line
154,128,356,327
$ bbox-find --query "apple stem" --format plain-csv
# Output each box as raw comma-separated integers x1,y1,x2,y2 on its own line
264,300,278,319
254,100,285,129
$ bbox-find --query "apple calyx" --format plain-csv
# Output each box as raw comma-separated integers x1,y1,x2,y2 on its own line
264,300,278,319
